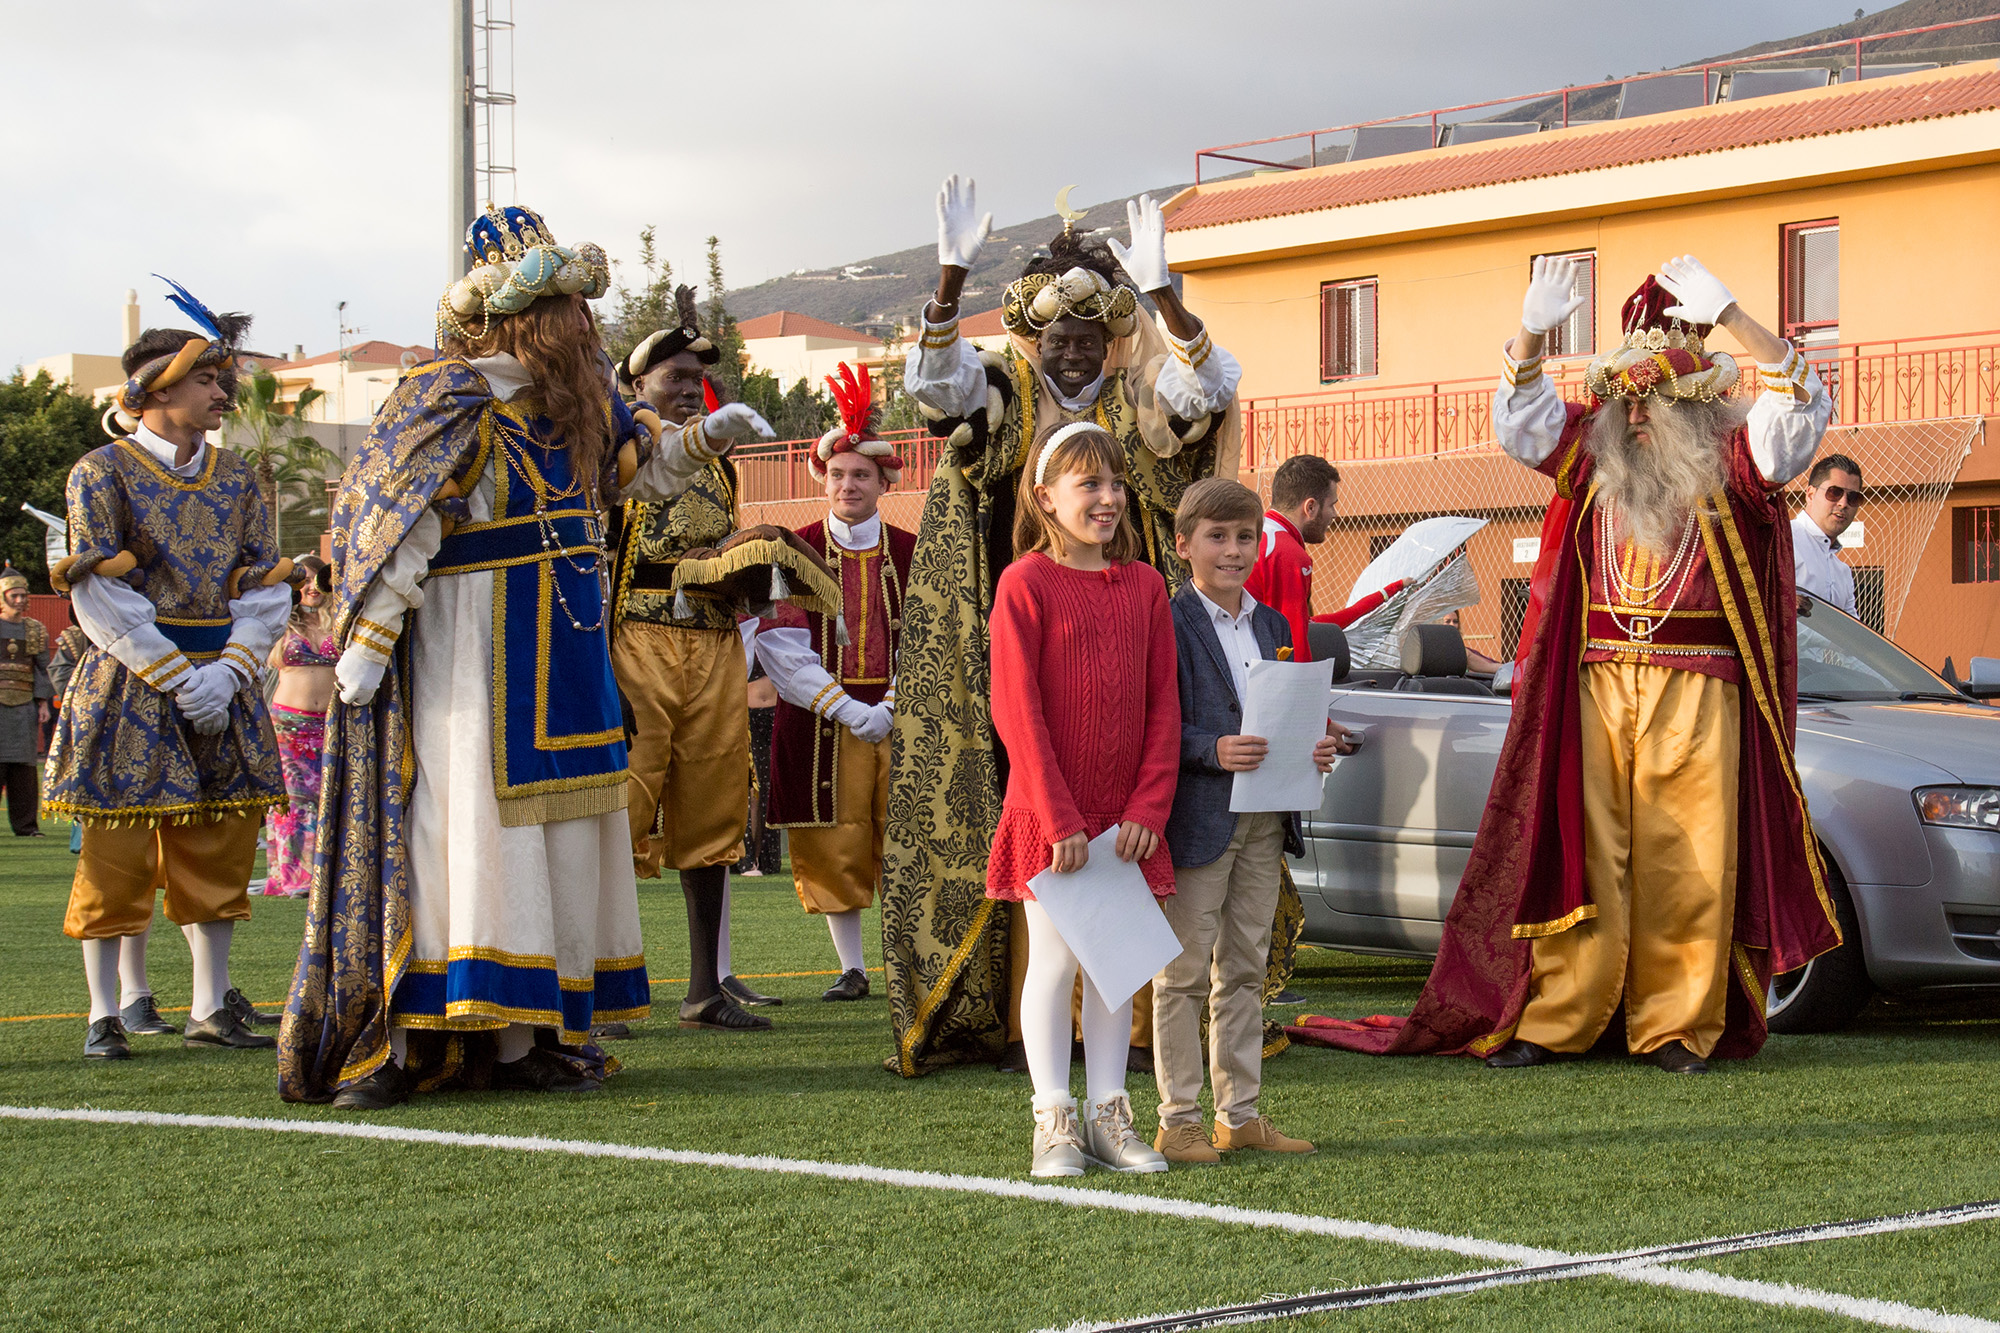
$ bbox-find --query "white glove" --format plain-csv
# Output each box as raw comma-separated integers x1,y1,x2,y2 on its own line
173,663,236,736
830,694,886,743
1520,254,1586,335
336,644,386,706
936,174,992,271
850,703,893,745
701,401,776,448
1105,194,1172,294
1657,254,1737,327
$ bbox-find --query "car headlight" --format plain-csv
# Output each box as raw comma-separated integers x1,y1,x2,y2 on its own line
1915,786,2000,831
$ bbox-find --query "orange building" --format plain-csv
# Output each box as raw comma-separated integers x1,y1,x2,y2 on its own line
1161,61,2000,670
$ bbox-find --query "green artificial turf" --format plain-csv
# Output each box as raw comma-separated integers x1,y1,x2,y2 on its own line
3,822,2000,1331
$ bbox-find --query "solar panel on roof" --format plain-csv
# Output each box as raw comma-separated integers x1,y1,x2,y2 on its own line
1725,68,1831,100
1842,62,1941,81
1349,125,1440,161
1615,72,1713,118
1442,121,1541,145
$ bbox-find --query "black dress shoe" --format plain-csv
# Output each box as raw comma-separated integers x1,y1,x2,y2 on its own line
1269,987,1308,1007
119,994,179,1036
332,1062,410,1110
224,987,281,1028
995,1039,1029,1073
492,1046,603,1093
821,968,870,1002
1648,1040,1709,1075
678,993,773,1032
1125,1044,1155,1075
85,1016,131,1060
721,974,782,1007
1484,1039,1566,1069
183,1008,277,1049
589,1021,632,1040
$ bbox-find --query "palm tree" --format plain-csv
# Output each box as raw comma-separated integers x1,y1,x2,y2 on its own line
222,366,335,552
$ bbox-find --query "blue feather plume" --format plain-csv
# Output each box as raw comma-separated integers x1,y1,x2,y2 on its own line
152,274,223,342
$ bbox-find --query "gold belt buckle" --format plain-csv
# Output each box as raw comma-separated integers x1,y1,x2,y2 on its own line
1631,616,1653,642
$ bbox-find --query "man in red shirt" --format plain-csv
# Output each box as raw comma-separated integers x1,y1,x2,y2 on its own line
1246,456,1340,661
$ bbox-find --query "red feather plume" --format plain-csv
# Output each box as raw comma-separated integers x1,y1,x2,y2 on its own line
824,362,877,439
702,376,721,413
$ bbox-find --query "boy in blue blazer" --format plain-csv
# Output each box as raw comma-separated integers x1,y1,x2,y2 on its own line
1154,478,1351,1163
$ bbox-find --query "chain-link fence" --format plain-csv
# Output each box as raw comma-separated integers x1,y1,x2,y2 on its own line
1243,415,1981,668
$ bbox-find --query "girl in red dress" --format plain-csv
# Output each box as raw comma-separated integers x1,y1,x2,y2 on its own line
987,421,1180,1178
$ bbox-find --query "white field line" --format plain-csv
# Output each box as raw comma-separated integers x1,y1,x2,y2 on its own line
6,1105,1995,1333
1062,1199,2000,1331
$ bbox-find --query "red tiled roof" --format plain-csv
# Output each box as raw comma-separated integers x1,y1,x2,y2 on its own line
736,311,879,342
1169,65,2000,232
265,340,435,370
958,307,1007,337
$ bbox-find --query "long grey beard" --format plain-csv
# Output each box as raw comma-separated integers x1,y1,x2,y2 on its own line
1584,396,1743,553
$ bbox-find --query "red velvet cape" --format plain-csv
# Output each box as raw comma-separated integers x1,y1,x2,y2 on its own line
1298,415,1842,1061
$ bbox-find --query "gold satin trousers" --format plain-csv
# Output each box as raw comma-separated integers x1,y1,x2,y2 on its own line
64,814,262,939
1516,661,1740,1058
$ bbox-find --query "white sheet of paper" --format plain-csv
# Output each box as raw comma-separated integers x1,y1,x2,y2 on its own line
1026,826,1184,1010
1230,656,1338,813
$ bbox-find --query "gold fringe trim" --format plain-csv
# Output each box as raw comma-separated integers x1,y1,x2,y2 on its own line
47,795,284,828
1510,902,1598,940
897,895,999,1076
495,778,628,829
669,537,843,619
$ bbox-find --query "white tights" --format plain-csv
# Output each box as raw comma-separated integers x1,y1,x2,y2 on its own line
1019,898,1131,1105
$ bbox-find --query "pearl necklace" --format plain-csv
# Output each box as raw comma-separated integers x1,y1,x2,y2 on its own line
1598,504,1700,642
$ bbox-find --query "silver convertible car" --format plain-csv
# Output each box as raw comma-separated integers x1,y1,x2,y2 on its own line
1296,597,2000,1032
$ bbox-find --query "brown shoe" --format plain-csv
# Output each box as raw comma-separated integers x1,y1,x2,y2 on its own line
1153,1120,1220,1165
1214,1115,1315,1154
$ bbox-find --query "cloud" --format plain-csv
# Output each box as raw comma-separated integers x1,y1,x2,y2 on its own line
1,0,1875,372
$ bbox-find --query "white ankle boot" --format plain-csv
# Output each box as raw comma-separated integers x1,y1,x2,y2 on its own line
1030,1093,1087,1178
1083,1091,1168,1173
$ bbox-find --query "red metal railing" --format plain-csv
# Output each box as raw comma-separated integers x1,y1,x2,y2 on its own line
1236,331,2000,469
739,333,2000,489
1193,13,2000,183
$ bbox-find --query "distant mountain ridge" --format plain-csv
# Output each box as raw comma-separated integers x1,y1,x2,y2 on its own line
723,0,1996,332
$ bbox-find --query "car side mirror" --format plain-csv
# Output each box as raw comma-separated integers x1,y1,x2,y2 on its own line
1969,657,2000,700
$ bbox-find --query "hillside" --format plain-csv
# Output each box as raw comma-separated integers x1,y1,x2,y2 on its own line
725,0,1999,331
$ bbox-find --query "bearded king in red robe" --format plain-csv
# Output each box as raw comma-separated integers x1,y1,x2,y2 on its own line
1305,255,1842,1074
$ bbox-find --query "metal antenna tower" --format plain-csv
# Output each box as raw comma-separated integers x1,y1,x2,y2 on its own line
472,0,517,208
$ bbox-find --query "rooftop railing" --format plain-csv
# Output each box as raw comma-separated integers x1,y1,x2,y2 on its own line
1191,13,2000,184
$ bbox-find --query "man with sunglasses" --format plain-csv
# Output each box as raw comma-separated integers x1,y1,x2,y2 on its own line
1793,455,1862,616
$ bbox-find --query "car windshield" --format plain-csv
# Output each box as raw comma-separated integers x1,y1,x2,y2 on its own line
1795,595,1959,701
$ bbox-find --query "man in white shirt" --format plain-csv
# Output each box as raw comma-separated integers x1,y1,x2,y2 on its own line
754,367,914,1000
1791,453,1862,616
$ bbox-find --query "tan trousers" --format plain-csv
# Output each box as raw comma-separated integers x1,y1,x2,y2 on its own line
1006,900,1153,1048
612,622,748,877
789,726,892,914
1153,812,1287,1128
1517,661,1741,1058
64,814,262,939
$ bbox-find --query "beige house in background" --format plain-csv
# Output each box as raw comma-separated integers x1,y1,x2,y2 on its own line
737,311,891,391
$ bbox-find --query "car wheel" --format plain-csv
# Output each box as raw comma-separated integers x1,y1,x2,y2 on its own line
1766,857,1871,1035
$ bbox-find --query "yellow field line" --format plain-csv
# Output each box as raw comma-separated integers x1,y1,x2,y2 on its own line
0,967,885,1025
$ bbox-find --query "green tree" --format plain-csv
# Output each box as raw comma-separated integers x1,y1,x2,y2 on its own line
701,235,749,402
220,365,336,555
600,224,675,367
874,322,926,432
0,370,103,591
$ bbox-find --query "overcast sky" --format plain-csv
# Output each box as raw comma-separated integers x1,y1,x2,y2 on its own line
2,0,1883,370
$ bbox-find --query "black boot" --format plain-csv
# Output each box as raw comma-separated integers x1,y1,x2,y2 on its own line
721,974,782,1007
821,968,870,1001
1648,1040,1709,1075
224,987,281,1028
332,1062,410,1110
1484,1039,1568,1068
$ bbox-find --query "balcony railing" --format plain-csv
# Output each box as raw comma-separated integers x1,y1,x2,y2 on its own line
1238,331,2000,470
736,332,2000,498
1192,13,2000,184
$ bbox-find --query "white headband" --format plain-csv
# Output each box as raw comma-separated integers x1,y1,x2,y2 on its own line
1034,421,1105,487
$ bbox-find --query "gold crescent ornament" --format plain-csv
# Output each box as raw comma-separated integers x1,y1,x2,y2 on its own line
1054,185,1087,233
